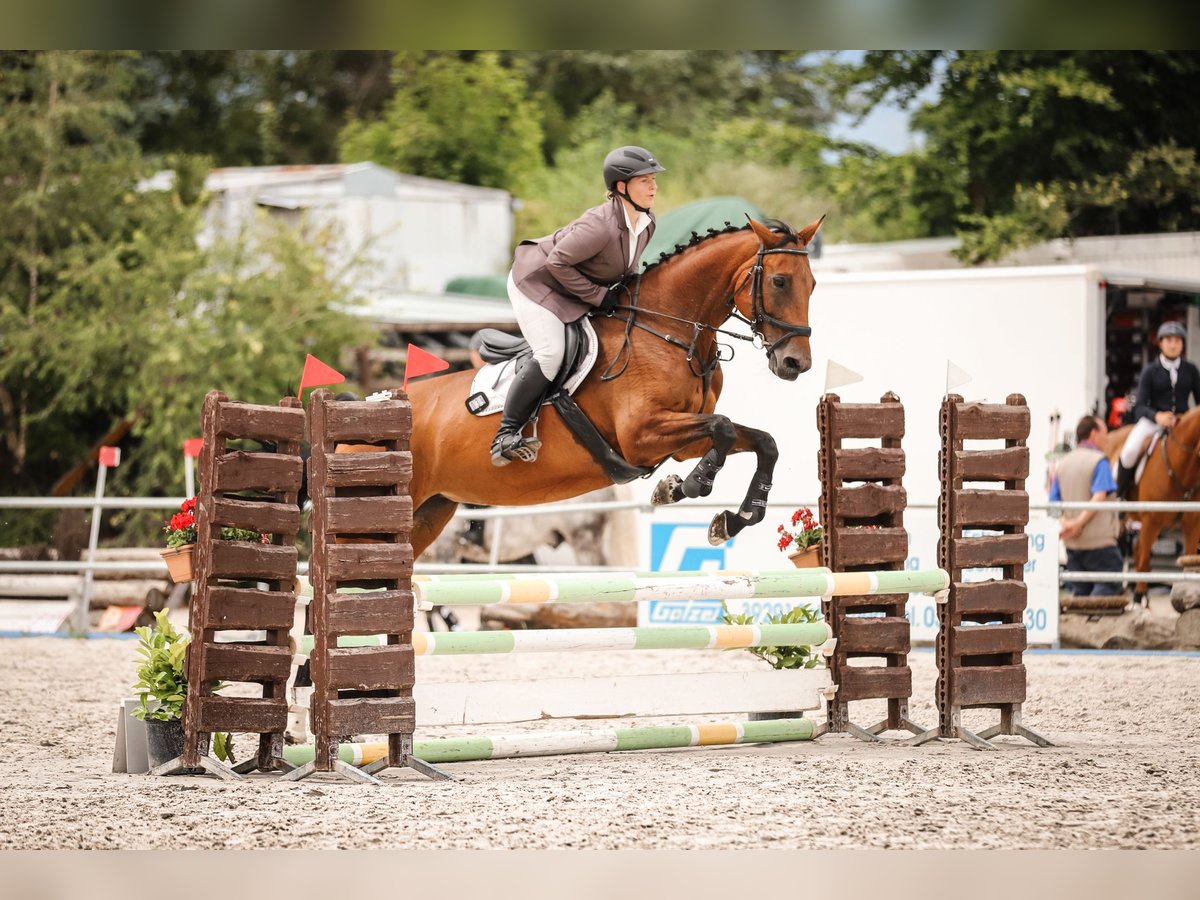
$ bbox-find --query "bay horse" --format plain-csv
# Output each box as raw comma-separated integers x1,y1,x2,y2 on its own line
404,216,824,558
1103,406,1200,604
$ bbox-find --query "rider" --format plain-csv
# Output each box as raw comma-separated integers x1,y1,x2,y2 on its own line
1116,320,1200,498
490,145,665,466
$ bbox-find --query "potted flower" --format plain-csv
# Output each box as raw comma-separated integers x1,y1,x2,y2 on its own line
160,496,270,584
723,603,825,721
131,609,233,769
776,507,823,568
160,497,198,583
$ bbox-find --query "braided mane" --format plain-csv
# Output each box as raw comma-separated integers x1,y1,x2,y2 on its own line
641,218,798,276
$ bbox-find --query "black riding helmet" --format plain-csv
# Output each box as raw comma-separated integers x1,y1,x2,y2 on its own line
603,146,665,214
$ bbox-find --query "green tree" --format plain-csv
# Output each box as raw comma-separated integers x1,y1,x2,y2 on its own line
834,51,1200,261
339,52,546,192
0,51,369,545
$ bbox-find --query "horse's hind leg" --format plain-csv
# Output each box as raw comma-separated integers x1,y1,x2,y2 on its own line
412,494,461,559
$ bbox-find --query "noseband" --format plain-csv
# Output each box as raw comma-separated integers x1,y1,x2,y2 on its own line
729,244,813,356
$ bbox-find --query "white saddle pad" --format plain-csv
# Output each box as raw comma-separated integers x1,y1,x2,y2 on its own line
465,318,600,417
1135,432,1162,483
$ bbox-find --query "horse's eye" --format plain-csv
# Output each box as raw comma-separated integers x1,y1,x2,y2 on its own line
771,274,788,288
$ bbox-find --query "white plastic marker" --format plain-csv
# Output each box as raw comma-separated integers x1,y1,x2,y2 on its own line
946,359,973,394
824,359,864,394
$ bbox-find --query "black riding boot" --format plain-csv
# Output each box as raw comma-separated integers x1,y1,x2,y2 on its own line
1115,461,1135,500
491,359,552,466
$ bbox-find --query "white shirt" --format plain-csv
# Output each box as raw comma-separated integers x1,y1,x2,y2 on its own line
1161,353,1181,387
621,204,652,269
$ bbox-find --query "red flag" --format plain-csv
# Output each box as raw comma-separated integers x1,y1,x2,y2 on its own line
403,344,450,390
182,438,203,459
299,354,346,392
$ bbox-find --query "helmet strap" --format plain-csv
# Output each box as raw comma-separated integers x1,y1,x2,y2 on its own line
616,185,653,216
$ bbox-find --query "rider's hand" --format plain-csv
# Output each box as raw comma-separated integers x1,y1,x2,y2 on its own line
1156,410,1177,428
596,290,620,315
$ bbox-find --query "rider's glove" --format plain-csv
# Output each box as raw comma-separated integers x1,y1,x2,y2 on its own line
596,289,620,315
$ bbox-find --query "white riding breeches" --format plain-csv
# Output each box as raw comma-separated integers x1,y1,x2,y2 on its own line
507,271,567,380
1120,417,1161,469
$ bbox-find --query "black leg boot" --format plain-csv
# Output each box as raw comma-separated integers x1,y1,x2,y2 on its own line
491,358,552,466
1115,461,1135,501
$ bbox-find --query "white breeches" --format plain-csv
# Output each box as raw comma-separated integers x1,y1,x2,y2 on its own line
1119,417,1161,468
507,271,567,379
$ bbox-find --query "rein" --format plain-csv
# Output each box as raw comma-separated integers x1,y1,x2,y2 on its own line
597,241,812,389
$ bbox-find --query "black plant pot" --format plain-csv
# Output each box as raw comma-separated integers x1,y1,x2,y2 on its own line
145,716,184,770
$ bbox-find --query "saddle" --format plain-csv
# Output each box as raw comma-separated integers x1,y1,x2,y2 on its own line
464,321,655,484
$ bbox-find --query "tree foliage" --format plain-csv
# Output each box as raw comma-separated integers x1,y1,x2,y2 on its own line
0,51,367,545
833,51,1200,261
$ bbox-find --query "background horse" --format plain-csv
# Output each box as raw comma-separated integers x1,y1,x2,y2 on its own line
405,216,824,558
1104,405,1200,603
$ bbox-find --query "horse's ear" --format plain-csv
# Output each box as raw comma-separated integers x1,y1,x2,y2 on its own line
746,216,785,247
797,214,826,248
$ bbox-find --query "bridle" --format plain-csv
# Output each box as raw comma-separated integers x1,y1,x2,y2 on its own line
598,237,813,387
728,242,813,354
1161,426,1200,500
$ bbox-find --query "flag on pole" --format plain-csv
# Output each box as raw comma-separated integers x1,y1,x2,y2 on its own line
403,344,450,390
946,360,972,394
299,354,346,392
824,359,864,394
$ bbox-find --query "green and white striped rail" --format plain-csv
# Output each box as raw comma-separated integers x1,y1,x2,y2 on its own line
413,568,950,607
291,622,833,659
281,717,816,766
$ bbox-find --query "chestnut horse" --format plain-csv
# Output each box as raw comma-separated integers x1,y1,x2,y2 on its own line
404,216,823,558
1104,405,1200,603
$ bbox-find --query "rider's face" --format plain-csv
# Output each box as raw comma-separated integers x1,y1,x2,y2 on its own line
1161,335,1185,360
623,174,657,210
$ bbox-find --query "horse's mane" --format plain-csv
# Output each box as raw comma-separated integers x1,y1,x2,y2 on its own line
641,218,798,276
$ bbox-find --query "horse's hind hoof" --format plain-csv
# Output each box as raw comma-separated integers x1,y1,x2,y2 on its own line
708,512,731,546
652,475,684,506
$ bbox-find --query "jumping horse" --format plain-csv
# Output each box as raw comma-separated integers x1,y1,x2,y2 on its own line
1104,405,1200,604
404,216,824,558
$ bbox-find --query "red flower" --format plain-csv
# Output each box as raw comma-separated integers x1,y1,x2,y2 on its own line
169,511,194,532
181,497,197,513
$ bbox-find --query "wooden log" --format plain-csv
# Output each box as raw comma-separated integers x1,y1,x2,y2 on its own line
954,580,1027,615
325,452,412,489
952,623,1027,656
833,665,912,702
200,643,293,683
831,527,909,567
953,534,1028,569
952,402,1031,440
326,645,414,692
956,447,1029,481
216,402,305,443
326,496,413,535
325,402,413,444
327,697,416,736
211,498,301,537
213,451,303,494
954,490,1030,527
837,616,911,655
950,665,1027,707
209,541,297,581
832,447,906,480
327,590,413,636
829,403,905,439
327,543,413,582
834,483,907,519
204,587,296,630
197,697,288,733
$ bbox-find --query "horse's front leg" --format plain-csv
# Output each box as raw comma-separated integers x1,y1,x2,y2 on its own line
640,413,778,546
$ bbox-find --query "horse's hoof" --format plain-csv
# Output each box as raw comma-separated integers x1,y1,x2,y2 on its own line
708,512,730,546
652,475,684,506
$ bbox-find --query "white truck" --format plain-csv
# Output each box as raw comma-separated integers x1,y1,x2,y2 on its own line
630,263,1200,645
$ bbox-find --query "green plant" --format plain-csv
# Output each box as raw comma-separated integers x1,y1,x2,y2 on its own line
722,603,825,670
131,610,233,762
776,507,823,553
163,496,269,549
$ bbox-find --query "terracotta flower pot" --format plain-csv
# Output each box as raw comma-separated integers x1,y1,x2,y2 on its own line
160,544,194,584
787,544,822,568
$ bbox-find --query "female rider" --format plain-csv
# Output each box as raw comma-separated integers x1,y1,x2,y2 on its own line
491,145,665,466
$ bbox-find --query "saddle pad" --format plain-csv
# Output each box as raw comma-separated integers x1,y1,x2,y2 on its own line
466,318,599,417
1135,431,1162,484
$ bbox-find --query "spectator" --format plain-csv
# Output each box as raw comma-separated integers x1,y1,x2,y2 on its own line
1050,415,1124,599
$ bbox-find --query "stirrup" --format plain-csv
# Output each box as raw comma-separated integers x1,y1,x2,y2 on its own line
491,420,542,466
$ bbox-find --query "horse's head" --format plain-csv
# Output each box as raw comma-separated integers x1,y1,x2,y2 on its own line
738,216,824,381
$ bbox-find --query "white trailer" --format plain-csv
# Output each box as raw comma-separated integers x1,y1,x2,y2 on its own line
630,264,1200,645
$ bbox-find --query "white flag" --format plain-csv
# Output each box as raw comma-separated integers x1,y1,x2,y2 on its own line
824,359,864,394
946,360,972,394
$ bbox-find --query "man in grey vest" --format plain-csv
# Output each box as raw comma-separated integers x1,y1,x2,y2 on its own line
1049,415,1123,598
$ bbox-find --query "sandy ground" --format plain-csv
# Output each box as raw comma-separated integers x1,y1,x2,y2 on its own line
1,623,1198,850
